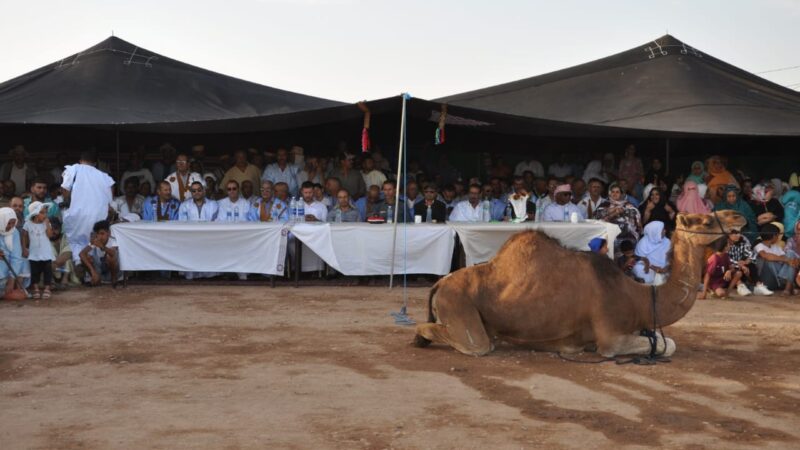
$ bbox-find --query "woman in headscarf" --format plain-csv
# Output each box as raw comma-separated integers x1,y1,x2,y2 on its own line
749,183,784,228
714,185,758,241
686,161,707,185
644,158,666,189
676,180,712,214
639,187,677,232
632,221,672,285
706,155,739,203
595,183,642,253
0,207,27,300
784,220,800,259
781,189,800,238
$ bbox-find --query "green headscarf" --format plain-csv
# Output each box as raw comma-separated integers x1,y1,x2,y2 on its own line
686,161,706,185
714,185,757,240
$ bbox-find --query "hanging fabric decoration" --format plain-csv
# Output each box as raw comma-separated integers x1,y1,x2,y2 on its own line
435,104,447,145
357,101,371,153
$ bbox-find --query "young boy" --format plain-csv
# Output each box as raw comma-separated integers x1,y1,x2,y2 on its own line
21,201,55,299
754,223,800,296
700,238,743,299
616,240,646,280
78,220,120,287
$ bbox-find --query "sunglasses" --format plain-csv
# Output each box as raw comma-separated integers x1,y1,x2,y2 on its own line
190,189,203,193
729,230,741,235
227,188,238,191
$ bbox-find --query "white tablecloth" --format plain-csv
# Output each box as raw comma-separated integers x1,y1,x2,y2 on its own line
290,223,455,275
112,222,288,275
449,221,621,266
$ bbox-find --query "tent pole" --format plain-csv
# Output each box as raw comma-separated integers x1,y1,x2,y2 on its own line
115,130,121,183
665,138,670,176
389,94,408,290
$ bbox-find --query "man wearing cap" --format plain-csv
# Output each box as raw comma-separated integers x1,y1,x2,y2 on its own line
165,153,204,202
61,150,115,261
541,184,586,222
1,145,37,195
248,180,288,222
262,148,299,197
178,181,218,222
142,181,180,222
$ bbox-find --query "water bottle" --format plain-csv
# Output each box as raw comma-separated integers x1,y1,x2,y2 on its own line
563,206,570,222
226,208,232,221
482,199,491,222
387,205,394,224
504,204,512,221
335,209,342,223
289,197,297,222
297,199,305,222
426,205,432,223
233,206,239,222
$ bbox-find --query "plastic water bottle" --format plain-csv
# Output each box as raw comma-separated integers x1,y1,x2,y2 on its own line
289,197,297,222
387,205,394,224
563,206,570,222
426,205,432,223
504,204,512,221
226,208,232,221
335,209,342,223
297,199,305,222
482,199,491,222
233,206,239,222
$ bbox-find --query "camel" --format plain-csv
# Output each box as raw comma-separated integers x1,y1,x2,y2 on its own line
414,211,747,357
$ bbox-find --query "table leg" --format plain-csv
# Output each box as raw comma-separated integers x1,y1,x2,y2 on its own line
295,237,302,288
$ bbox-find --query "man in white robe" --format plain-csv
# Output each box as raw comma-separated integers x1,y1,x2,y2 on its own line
291,181,328,273
61,150,115,263
179,182,219,221
215,180,251,223
541,184,586,222
165,153,204,202
448,184,484,222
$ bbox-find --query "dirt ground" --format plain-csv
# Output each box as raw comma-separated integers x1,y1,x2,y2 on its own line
1,285,800,450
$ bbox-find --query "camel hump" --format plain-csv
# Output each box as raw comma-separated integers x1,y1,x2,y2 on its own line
495,230,562,260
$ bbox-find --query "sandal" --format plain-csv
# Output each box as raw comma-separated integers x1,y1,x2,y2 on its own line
42,289,51,299
32,290,41,300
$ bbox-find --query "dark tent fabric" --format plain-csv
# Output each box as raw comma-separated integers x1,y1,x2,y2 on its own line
0,36,345,126
438,35,800,136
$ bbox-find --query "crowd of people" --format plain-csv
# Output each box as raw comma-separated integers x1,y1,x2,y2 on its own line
1,141,799,299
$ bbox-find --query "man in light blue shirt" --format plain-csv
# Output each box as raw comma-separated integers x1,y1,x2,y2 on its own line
215,180,251,223
178,182,218,221
541,184,586,222
261,148,299,197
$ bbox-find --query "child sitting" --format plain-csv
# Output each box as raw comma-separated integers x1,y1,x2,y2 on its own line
754,223,800,296
616,239,647,281
700,238,743,299
21,202,55,299
79,220,120,287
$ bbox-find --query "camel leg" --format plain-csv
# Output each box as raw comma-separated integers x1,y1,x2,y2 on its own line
597,331,676,358
414,299,493,356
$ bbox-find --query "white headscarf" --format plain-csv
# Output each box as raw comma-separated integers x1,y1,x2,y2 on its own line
0,207,17,251
635,221,671,267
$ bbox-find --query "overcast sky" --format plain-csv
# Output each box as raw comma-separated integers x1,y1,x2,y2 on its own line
2,0,799,102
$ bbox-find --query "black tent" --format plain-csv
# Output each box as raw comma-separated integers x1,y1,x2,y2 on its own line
438,35,800,137
0,36,346,128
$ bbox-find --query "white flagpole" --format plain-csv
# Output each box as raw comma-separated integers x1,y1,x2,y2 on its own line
389,94,408,289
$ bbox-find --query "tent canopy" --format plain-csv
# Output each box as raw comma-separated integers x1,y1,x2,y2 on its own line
438,35,800,137
0,36,345,127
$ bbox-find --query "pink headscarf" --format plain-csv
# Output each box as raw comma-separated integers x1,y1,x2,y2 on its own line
677,180,711,214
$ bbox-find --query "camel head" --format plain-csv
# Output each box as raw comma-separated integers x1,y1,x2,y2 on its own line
674,211,748,246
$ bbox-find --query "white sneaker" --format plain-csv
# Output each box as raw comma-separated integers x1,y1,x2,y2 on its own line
736,283,752,297
753,284,774,296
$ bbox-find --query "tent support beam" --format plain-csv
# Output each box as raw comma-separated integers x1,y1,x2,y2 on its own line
389,94,408,290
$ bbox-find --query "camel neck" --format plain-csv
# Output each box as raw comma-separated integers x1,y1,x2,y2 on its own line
653,232,704,326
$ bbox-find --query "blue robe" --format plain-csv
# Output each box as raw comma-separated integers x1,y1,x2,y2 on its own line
0,229,27,289
142,197,181,221
247,198,289,222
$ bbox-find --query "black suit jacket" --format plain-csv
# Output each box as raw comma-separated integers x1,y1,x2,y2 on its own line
414,200,448,223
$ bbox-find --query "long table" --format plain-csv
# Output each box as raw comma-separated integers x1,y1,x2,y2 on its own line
112,222,288,275
112,221,620,281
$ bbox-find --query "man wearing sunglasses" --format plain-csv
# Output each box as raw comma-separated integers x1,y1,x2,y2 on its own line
165,153,203,202
178,181,218,222
413,184,447,223
215,180,251,223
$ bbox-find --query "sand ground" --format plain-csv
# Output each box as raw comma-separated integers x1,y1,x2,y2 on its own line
1,285,800,449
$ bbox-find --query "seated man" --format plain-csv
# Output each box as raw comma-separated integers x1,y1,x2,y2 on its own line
248,180,288,222
273,182,290,204
215,180,251,222
179,181,219,221
375,180,409,223
78,220,119,287
299,181,328,222
541,184,585,222
755,223,800,296
112,177,145,219
142,181,180,221
355,185,382,220
503,176,536,222
241,180,257,206
414,184,447,223
328,189,361,222
448,184,484,222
